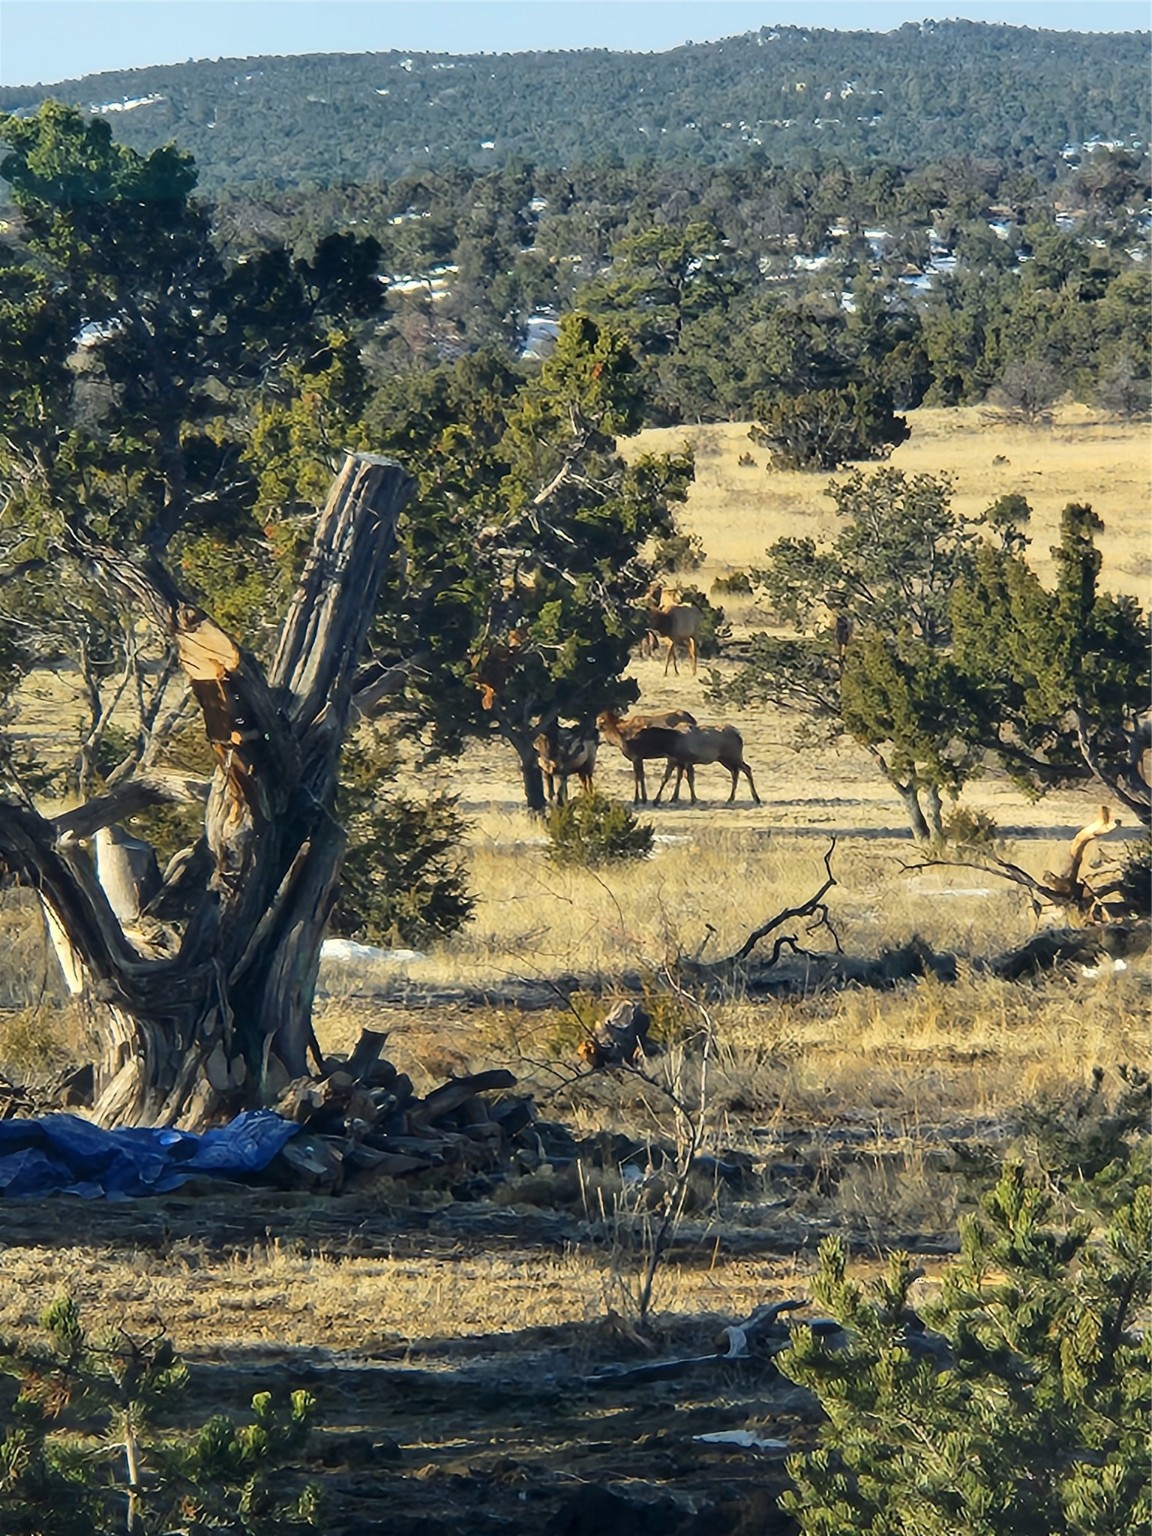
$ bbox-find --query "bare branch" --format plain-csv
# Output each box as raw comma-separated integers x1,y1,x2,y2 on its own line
898,807,1128,920
53,773,210,843
715,839,839,965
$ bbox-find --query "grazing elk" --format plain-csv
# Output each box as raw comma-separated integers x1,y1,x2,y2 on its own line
597,710,759,806
596,708,698,804
644,586,701,676
533,722,599,806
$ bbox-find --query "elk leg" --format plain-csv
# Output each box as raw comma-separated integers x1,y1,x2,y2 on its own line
654,759,677,804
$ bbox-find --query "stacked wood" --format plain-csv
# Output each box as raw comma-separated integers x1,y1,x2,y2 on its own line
270,1027,527,1193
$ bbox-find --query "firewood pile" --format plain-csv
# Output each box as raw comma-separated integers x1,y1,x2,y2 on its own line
270,1028,535,1193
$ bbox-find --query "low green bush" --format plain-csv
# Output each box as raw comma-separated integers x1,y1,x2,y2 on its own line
0,1297,320,1534
545,791,653,868
332,728,474,947
779,1156,1151,1536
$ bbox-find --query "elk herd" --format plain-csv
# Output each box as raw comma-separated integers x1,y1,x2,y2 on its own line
528,586,761,810
533,708,759,810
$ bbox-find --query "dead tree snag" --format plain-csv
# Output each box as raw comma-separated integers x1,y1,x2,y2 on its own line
0,454,414,1129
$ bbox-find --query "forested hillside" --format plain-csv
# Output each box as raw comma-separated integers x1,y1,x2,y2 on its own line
0,21,1147,191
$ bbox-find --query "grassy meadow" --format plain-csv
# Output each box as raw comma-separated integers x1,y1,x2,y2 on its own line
0,407,1144,1535
0,402,1146,1369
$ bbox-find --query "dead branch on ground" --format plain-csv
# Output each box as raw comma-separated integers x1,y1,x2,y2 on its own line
899,806,1128,921
688,839,840,977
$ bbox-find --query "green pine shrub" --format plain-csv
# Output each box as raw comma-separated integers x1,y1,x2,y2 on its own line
545,791,653,867
1116,836,1151,917
712,569,753,595
778,1162,1151,1536
652,528,706,573
331,729,475,948
941,804,1001,850
750,383,910,471
0,1296,321,1534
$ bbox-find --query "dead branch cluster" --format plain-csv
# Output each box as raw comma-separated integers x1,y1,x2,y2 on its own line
900,805,1138,924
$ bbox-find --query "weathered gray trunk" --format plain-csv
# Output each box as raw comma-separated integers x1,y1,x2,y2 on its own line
513,732,549,817
3,454,414,1128
893,778,934,843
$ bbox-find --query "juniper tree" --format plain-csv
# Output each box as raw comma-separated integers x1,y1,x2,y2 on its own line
951,501,1149,824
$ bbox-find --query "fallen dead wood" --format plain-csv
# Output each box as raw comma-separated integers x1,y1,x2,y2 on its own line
261,1039,529,1193
898,806,1135,923
577,1000,655,1068
984,921,1148,980
688,840,840,979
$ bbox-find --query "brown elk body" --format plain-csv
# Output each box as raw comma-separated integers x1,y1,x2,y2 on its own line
644,587,701,676
533,723,599,805
595,710,697,804
654,723,761,805
598,710,759,806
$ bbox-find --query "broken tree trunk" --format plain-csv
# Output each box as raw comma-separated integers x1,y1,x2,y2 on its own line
0,454,414,1129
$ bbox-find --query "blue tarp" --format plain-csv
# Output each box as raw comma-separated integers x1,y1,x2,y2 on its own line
0,1110,300,1199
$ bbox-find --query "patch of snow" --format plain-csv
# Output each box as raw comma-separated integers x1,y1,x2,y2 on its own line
1080,958,1129,978
321,939,426,965
89,94,163,114
520,315,561,361
694,1430,790,1451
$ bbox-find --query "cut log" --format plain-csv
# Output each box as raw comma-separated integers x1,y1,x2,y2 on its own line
577,1001,654,1069
410,1069,518,1126
346,1028,391,1080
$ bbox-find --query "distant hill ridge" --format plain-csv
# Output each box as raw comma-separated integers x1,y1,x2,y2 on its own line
1,22,1147,192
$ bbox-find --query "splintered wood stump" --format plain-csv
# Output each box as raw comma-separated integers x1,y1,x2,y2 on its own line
0,455,416,1130
577,1001,654,1069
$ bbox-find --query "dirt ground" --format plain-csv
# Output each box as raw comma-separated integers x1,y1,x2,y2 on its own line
0,1124,951,1535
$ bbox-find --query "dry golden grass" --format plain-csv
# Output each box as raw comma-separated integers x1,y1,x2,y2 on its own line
0,1230,799,1359
628,404,1151,599
0,404,1145,1364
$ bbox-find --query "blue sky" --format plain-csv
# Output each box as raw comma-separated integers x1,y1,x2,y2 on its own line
1,1,1148,87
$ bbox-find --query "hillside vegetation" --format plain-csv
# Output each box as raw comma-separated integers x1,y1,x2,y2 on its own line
1,21,1147,190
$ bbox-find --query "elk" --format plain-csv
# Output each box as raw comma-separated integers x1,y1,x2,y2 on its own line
598,710,759,806
653,722,760,806
644,586,701,676
596,709,699,804
533,722,598,806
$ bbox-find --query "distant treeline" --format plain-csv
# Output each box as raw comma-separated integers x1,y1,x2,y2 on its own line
199,149,1149,429
0,21,1147,192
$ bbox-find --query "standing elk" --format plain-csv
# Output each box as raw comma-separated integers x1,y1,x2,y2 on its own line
533,722,599,806
652,722,760,806
644,586,701,676
595,709,697,804
597,709,759,806
598,708,759,806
